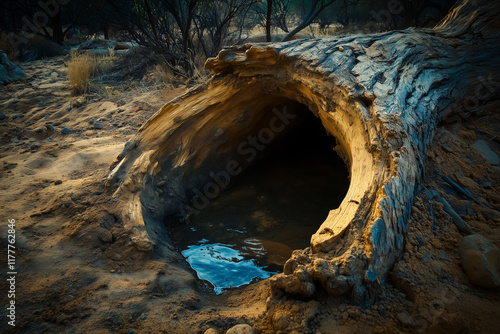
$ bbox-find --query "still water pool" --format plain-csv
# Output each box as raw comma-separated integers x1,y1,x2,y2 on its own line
170,116,350,294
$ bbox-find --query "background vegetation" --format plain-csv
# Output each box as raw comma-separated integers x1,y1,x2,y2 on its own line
1,0,456,78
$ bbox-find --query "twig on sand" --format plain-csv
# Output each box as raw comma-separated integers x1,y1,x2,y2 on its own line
425,189,473,235
442,175,485,207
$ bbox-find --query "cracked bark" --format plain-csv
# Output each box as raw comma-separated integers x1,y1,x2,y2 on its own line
106,0,500,301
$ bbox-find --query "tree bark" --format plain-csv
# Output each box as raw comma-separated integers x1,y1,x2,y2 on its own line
106,0,500,302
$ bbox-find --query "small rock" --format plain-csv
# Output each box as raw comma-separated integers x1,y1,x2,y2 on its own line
64,202,71,208
46,124,54,131
35,128,44,133
97,229,113,243
471,140,499,165
12,115,19,119
479,207,500,220
458,234,500,287
0,113,6,120
70,96,86,108
51,71,58,77
11,138,19,143
483,181,492,189
204,328,218,334
442,143,453,153
226,324,253,334
397,312,413,326
128,329,134,334
61,127,71,134
132,237,153,252
54,180,63,185
94,120,104,129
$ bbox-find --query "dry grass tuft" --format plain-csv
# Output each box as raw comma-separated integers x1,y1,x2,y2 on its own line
150,62,177,88
190,60,211,86
67,52,96,94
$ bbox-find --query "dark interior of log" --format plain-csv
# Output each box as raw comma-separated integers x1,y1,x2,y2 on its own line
167,102,350,293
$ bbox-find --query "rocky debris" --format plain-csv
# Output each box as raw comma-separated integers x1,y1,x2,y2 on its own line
0,113,6,120
61,127,71,135
458,234,500,287
226,324,253,334
0,50,26,85
70,96,86,109
471,140,499,165
131,237,153,252
204,328,218,334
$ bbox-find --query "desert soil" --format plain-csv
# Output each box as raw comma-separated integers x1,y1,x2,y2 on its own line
0,55,499,334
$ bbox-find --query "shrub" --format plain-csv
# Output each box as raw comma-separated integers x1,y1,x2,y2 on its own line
67,52,96,94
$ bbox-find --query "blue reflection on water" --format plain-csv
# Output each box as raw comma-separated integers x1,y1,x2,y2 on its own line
182,242,276,294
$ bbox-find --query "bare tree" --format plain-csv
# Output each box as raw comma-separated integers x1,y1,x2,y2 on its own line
282,0,337,41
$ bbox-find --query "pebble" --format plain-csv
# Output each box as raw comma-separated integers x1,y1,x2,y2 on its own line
0,113,5,120
54,180,63,185
46,124,54,131
11,138,19,143
64,202,71,208
226,324,253,334
12,115,19,119
51,71,58,77
97,229,113,243
458,234,500,287
397,312,413,326
94,121,104,129
471,140,499,165
483,181,492,189
442,143,453,153
61,127,71,134
204,328,218,334
35,128,44,133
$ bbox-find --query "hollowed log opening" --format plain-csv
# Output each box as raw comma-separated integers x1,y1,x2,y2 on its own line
106,0,500,302
169,101,350,293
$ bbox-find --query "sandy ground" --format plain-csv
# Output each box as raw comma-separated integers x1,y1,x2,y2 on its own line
0,56,499,334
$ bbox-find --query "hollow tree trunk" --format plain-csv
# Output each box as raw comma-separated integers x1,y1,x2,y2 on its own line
106,0,500,301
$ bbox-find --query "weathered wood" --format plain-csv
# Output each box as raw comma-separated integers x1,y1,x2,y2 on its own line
106,0,500,301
